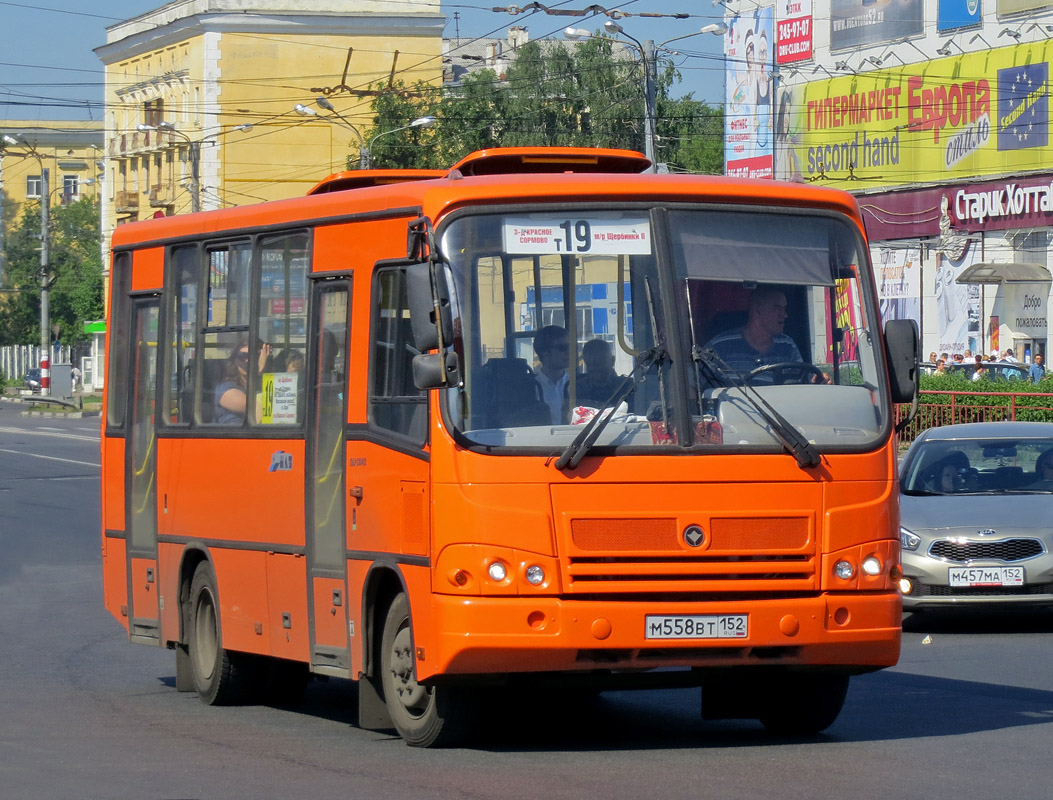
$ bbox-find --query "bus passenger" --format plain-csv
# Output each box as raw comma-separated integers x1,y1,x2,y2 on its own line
576,338,623,408
215,340,270,424
533,325,570,424
705,286,802,378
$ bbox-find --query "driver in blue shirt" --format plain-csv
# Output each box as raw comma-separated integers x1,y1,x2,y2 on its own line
705,286,802,380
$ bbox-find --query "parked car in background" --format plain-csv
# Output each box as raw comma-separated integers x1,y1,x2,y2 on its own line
920,361,1031,382
898,421,1053,611
22,368,42,393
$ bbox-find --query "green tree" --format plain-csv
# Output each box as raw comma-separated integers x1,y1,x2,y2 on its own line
365,36,724,174
0,197,103,346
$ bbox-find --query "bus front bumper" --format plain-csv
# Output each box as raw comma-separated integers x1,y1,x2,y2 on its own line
415,592,901,681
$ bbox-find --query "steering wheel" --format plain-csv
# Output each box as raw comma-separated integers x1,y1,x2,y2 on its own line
747,361,826,385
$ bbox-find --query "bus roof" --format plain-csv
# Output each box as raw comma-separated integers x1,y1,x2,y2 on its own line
110,148,864,250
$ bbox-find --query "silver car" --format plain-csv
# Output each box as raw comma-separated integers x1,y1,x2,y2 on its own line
899,421,1053,611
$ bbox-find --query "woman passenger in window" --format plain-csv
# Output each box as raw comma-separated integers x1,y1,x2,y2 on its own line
215,339,270,424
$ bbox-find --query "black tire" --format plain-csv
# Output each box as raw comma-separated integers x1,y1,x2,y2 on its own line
758,673,850,735
380,593,474,747
187,562,257,705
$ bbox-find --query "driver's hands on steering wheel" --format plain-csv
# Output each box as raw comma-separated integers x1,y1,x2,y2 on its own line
746,361,828,385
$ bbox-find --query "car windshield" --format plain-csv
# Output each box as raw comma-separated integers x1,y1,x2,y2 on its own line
438,205,890,455
902,437,1053,495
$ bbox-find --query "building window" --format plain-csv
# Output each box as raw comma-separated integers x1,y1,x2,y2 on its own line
63,175,79,202
144,98,164,127
26,175,42,198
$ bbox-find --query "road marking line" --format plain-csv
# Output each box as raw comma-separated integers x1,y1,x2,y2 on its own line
0,448,100,468
0,426,98,442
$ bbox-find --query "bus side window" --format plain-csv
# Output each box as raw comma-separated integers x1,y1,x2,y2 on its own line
256,232,308,427
166,246,198,425
370,267,427,445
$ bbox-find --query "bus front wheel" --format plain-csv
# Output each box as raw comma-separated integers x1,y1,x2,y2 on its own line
380,593,473,747
757,673,850,735
188,562,255,705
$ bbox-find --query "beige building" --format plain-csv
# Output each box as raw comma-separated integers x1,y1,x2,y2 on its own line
95,0,444,274
0,121,103,282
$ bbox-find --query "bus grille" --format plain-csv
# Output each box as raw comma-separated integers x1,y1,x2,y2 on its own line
564,517,816,594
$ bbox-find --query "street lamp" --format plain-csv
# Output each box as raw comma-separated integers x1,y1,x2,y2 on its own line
365,116,436,168
298,99,367,169
564,24,721,171
137,121,250,212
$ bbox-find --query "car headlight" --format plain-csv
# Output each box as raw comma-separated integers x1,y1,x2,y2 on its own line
900,527,921,551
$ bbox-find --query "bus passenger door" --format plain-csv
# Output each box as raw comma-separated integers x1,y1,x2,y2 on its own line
126,298,160,644
305,280,351,674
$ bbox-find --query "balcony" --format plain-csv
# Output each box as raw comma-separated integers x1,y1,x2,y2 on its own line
115,191,140,213
149,183,175,207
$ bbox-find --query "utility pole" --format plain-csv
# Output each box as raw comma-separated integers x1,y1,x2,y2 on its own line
39,167,51,396
642,39,658,168
188,141,201,213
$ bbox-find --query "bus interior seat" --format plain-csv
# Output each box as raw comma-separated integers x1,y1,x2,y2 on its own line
708,310,748,343
197,359,228,424
473,357,548,428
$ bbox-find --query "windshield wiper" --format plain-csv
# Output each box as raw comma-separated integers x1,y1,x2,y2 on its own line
694,347,821,469
555,347,664,471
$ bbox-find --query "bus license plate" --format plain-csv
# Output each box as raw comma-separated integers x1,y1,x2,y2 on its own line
645,615,748,640
947,566,1025,587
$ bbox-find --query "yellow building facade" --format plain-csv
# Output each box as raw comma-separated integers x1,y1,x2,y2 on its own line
95,0,444,275
0,121,103,282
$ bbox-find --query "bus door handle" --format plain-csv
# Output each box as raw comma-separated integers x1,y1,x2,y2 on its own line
349,485,364,502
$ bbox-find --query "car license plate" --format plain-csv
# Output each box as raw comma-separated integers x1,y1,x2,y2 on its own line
644,615,748,639
947,566,1025,587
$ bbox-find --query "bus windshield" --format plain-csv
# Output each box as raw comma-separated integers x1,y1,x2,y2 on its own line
439,205,888,453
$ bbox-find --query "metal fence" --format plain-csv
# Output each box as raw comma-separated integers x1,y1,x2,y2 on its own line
896,390,1053,444
1,345,73,384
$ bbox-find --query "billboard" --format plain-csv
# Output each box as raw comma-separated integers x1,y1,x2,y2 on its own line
831,0,924,50
937,0,982,31
777,0,813,64
876,246,922,329
725,8,774,179
782,39,1053,189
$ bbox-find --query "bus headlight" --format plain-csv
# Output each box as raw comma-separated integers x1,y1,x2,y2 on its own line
861,556,883,576
834,560,855,580
525,565,545,585
487,561,508,582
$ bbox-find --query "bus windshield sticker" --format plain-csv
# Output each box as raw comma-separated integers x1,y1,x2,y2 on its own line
503,216,652,256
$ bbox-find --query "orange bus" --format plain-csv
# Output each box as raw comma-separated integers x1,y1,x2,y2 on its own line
102,147,919,747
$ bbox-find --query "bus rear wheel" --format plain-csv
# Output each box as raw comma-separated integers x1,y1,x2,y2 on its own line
380,593,473,747
757,673,850,735
188,562,256,705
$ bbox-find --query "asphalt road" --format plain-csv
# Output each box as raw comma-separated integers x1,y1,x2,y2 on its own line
2,400,1053,799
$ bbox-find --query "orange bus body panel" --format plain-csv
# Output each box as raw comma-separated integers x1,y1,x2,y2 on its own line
102,157,901,731
130,247,164,292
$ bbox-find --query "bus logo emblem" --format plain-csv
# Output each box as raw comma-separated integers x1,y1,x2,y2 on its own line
683,525,705,548
269,451,293,472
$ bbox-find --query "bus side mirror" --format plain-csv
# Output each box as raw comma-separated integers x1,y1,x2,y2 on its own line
406,262,453,353
413,351,461,390
406,262,461,389
884,319,919,404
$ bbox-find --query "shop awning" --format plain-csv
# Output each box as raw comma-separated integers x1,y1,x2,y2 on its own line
956,262,1051,284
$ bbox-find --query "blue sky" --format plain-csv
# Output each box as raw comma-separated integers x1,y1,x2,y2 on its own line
0,0,725,122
